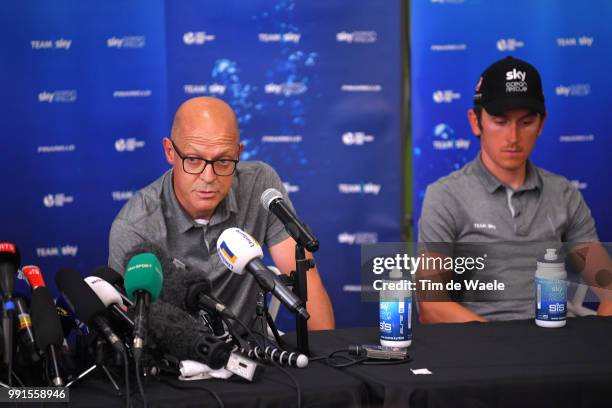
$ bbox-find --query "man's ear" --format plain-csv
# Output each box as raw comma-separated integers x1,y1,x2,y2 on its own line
467,109,481,137
537,114,547,137
163,137,174,165
238,142,244,159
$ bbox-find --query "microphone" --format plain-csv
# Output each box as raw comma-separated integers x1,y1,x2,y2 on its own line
55,268,126,355
261,188,319,252
242,345,309,368
92,266,134,307
56,296,90,338
85,276,134,329
217,228,310,320
124,253,163,361
0,242,19,372
31,287,64,386
22,265,46,290
148,300,231,369
13,296,39,362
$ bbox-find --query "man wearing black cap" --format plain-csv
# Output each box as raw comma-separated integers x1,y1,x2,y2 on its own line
417,56,612,323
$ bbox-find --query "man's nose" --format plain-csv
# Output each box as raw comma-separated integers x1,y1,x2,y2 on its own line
199,163,217,183
506,122,519,144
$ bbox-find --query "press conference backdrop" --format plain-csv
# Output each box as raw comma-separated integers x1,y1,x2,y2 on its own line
0,1,401,329
412,0,612,243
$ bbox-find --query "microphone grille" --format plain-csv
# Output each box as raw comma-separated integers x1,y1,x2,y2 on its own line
261,188,283,210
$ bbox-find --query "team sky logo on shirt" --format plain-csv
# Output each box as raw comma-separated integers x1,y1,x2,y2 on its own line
219,241,237,263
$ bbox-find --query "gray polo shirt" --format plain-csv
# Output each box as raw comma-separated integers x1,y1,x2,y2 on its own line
108,161,293,324
418,154,598,320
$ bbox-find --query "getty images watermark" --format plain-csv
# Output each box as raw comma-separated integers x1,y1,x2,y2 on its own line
360,242,612,303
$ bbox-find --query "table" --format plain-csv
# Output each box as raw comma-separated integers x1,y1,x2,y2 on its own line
287,316,612,408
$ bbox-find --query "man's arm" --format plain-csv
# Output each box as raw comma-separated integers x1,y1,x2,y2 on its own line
568,242,612,316
269,236,335,330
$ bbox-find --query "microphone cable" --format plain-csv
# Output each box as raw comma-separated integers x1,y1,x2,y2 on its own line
122,351,132,408
222,314,302,408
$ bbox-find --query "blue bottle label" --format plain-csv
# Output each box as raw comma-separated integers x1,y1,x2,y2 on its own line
535,277,567,321
380,298,412,342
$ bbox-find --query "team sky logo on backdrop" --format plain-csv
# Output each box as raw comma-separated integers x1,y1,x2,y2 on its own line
505,69,527,93
107,36,145,48
337,232,378,245
432,123,470,150
432,90,461,103
570,180,588,190
115,138,145,152
557,36,594,47
38,90,77,103
265,82,307,96
559,134,594,143
43,193,74,208
258,33,300,43
31,38,71,50
184,84,226,95
36,245,78,258
342,132,374,146
336,31,377,43
183,32,215,45
496,38,524,52
112,191,134,201
282,182,300,194
261,135,302,143
338,183,381,195
340,84,382,92
555,84,591,97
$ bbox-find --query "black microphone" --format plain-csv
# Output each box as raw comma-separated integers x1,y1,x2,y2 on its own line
13,296,39,362
217,228,310,320
31,287,64,386
55,268,126,355
148,301,231,369
0,242,19,374
261,188,319,252
92,266,134,307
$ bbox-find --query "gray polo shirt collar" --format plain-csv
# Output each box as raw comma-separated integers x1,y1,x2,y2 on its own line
473,153,542,194
162,169,239,233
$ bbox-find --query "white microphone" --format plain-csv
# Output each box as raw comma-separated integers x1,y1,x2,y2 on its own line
217,228,309,319
85,276,134,328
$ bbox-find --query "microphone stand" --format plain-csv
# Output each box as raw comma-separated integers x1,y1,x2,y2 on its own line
66,337,122,395
292,244,312,355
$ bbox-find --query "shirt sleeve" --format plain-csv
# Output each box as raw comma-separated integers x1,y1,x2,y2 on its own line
417,182,458,256
563,184,599,244
108,217,146,275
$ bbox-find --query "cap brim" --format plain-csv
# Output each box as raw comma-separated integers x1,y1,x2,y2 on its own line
479,97,545,116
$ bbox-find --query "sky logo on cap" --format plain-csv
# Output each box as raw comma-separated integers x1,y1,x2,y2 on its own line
219,241,237,263
505,69,526,81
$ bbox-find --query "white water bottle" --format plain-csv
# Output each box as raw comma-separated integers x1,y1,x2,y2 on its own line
535,248,567,328
379,268,412,348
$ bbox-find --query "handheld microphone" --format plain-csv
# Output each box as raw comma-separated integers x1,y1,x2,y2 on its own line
124,253,163,361
85,276,134,329
56,296,90,337
0,242,19,372
217,228,309,320
261,188,319,252
22,265,46,290
55,268,126,355
31,287,64,386
92,266,134,307
13,296,39,362
148,300,231,369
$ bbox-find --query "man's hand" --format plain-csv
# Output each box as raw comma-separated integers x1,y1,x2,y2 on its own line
269,237,335,330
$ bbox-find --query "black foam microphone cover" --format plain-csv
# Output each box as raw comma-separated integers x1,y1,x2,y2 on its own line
55,268,108,324
31,287,64,349
159,265,213,311
92,266,124,286
148,300,230,369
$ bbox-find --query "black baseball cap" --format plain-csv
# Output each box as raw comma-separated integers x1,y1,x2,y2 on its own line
473,56,546,116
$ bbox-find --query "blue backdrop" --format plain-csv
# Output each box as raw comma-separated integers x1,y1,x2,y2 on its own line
0,0,401,329
411,0,612,244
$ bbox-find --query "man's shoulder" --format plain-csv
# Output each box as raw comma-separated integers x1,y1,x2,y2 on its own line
236,160,278,178
426,160,479,195
534,164,576,192
115,171,169,224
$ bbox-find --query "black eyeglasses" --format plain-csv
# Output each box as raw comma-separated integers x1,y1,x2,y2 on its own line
170,139,239,176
